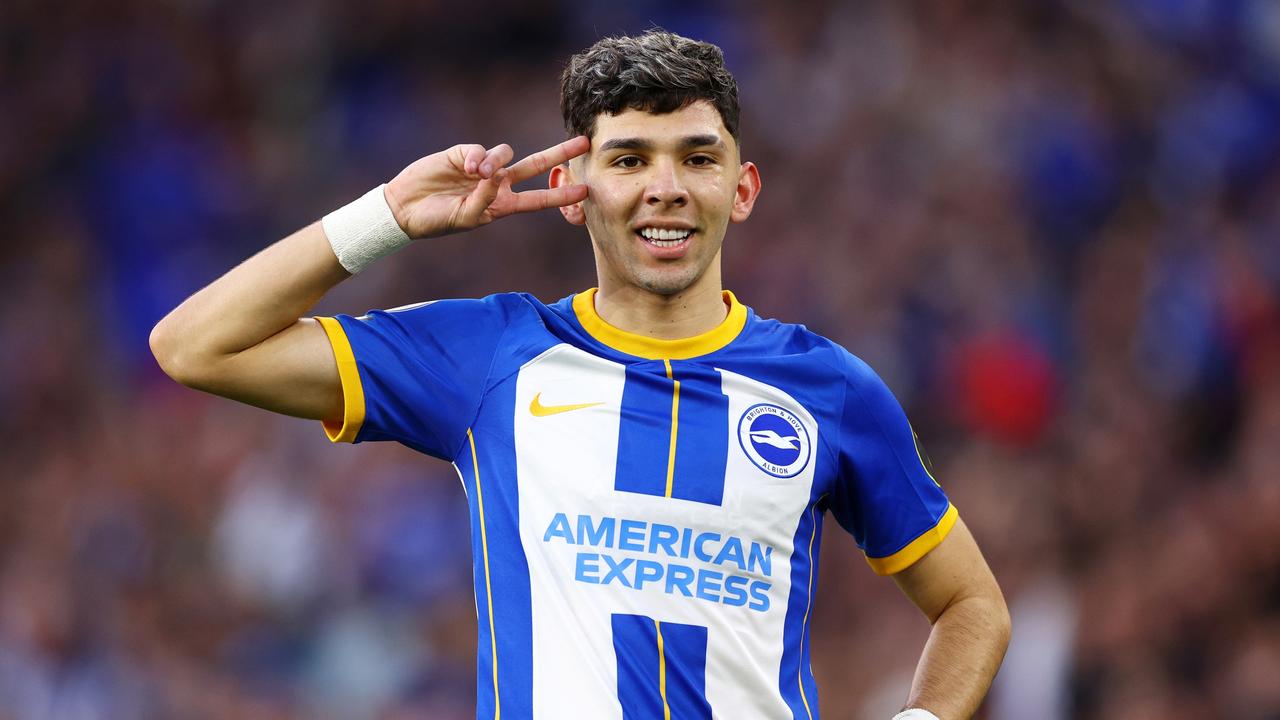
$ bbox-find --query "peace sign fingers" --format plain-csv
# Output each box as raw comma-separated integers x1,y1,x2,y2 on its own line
481,135,591,219
505,136,591,185
385,136,592,237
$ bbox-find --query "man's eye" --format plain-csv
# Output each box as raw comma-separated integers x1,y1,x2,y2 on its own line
688,155,716,166
615,156,643,168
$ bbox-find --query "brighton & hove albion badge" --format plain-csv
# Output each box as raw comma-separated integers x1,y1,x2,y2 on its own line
737,403,811,478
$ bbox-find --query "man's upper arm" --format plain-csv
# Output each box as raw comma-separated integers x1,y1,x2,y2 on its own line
891,517,1003,623
827,348,956,574
316,297,514,457
191,318,344,423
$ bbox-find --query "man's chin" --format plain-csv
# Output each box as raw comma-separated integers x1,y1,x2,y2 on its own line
631,268,704,297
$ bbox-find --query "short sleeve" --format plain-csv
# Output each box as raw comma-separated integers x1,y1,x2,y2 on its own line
828,353,957,575
315,296,511,460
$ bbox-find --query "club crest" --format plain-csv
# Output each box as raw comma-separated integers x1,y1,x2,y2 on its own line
737,403,811,478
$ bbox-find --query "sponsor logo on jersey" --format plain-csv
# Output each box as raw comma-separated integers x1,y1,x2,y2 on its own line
737,403,811,477
543,512,775,612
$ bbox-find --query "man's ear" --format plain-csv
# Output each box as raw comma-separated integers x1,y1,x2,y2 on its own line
730,161,762,223
550,164,586,226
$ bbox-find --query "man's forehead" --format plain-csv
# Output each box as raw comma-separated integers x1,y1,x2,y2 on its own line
590,101,733,149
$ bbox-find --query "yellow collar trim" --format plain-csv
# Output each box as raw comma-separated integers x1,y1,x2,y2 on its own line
572,288,748,360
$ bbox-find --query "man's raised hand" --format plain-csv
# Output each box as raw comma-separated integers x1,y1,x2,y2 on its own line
384,136,590,239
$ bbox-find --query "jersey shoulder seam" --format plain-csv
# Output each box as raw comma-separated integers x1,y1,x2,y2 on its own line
444,293,527,460
843,357,939,532
791,334,858,474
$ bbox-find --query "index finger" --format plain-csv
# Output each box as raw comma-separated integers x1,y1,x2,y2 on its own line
506,135,590,184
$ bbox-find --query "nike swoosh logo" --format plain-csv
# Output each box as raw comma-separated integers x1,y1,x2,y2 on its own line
529,392,603,417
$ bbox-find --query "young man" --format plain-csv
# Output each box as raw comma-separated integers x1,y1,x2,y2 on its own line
151,31,1009,720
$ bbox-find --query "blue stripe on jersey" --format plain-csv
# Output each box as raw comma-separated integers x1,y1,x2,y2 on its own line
612,614,712,720
612,613,664,719
615,362,672,499
669,363,728,506
458,378,534,719
461,430,501,720
661,620,713,719
615,362,728,505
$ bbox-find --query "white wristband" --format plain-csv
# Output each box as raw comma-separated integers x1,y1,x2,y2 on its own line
321,184,413,274
892,710,940,720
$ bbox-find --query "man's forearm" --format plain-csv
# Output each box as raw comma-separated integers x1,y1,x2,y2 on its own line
904,593,1011,719
149,139,587,421
150,221,348,379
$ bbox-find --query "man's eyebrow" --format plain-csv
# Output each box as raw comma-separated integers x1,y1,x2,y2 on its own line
679,134,726,151
596,135,727,153
597,137,653,153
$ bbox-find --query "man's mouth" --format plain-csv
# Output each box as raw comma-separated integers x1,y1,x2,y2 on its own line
636,226,694,248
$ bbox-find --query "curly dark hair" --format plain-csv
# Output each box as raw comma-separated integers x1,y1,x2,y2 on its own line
560,30,740,142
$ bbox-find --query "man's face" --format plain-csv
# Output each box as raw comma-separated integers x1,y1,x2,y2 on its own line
554,100,760,297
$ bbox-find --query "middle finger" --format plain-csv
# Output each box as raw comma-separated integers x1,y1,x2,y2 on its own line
479,143,514,178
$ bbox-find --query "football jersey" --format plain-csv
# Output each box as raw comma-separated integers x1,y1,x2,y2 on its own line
315,289,956,720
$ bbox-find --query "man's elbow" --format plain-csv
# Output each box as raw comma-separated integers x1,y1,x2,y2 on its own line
995,598,1012,653
944,586,1012,655
149,317,215,389
984,589,1013,656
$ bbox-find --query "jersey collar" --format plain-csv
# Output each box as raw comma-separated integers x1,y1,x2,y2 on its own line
572,288,748,360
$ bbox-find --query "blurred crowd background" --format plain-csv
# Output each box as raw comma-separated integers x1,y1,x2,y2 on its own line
2,0,1279,718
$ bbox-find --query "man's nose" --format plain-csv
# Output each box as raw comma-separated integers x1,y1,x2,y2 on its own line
645,161,689,206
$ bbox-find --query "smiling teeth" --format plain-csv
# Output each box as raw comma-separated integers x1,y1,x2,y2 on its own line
639,227,692,244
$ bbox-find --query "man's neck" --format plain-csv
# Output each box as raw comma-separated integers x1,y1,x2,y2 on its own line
593,279,730,341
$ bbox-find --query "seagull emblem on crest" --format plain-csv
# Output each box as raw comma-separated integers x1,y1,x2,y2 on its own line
748,430,801,450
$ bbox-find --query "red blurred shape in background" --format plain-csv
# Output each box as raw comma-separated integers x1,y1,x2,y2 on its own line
952,330,1059,446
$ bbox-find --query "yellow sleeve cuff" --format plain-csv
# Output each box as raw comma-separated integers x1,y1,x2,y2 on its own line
315,316,365,443
864,503,959,576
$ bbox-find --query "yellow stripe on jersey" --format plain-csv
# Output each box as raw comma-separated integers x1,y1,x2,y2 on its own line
655,619,672,720
469,428,501,719
797,498,824,720
865,503,960,575
315,316,365,443
664,359,680,499
573,288,747,360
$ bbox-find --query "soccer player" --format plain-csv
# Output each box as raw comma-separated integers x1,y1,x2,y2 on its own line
151,30,1009,720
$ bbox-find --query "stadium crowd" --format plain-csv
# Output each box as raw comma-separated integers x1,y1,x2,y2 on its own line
1,1,1279,718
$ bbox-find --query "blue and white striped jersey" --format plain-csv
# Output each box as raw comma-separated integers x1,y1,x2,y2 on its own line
316,289,956,720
